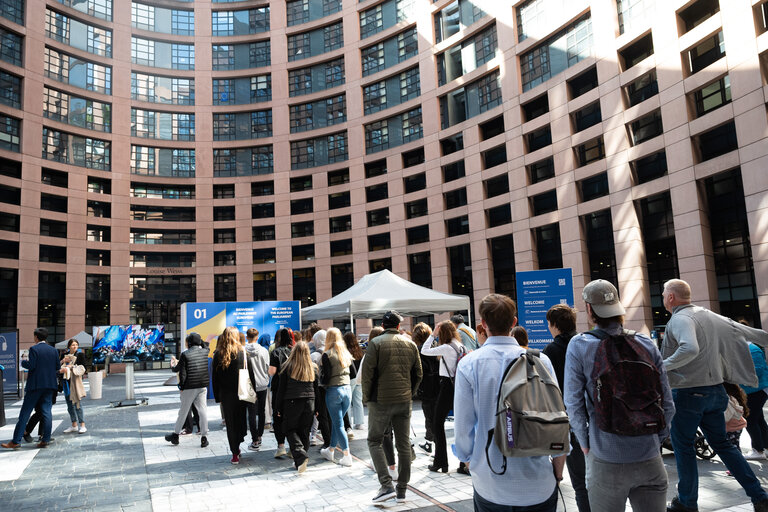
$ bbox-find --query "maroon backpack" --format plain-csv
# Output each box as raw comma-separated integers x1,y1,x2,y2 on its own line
590,329,666,436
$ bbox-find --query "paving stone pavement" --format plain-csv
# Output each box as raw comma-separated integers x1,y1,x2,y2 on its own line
1,370,768,511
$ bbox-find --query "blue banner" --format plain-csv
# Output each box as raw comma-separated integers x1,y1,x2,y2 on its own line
0,331,18,393
516,269,574,349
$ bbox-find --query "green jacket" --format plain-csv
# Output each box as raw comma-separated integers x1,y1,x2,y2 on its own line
362,329,422,404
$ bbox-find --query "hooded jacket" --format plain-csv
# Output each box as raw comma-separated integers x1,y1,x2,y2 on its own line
245,342,270,391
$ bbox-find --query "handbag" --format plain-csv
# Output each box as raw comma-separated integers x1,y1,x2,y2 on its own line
238,352,257,403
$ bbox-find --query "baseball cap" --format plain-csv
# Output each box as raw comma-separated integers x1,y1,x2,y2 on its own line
381,310,403,328
582,280,626,317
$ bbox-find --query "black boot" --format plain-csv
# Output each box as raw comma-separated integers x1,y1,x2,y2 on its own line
165,433,179,445
201,436,209,448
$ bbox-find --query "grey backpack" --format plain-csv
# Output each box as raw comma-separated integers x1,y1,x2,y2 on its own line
485,349,570,474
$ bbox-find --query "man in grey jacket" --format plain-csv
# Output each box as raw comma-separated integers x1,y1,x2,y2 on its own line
245,328,270,451
662,279,768,512
166,333,209,448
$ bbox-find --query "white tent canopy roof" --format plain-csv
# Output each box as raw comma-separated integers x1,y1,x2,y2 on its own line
301,269,471,321
54,330,93,350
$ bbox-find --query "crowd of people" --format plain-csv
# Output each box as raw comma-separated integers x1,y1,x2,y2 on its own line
6,276,768,512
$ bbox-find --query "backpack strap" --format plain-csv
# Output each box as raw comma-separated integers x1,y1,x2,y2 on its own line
459,326,476,341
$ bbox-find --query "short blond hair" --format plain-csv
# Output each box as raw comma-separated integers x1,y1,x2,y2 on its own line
664,279,691,301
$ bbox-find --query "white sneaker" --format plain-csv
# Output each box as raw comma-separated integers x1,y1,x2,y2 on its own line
274,446,287,458
78,426,87,434
338,454,353,467
320,447,336,463
745,449,767,460
63,426,77,434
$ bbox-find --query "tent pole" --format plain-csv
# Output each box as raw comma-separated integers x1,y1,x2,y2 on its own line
350,312,354,335
467,303,472,332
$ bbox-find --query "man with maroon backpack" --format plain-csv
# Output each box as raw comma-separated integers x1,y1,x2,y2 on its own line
564,279,675,512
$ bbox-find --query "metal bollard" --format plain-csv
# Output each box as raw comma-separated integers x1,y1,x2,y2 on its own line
125,363,134,400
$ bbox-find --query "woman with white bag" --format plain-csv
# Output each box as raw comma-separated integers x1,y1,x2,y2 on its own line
212,327,256,464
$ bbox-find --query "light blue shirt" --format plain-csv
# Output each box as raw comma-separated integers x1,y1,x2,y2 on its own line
454,336,558,507
563,323,675,464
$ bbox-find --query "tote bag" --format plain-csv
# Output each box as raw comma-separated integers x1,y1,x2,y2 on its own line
238,352,257,403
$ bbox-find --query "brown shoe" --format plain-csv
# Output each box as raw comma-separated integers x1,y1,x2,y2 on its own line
36,441,49,448
1,442,20,449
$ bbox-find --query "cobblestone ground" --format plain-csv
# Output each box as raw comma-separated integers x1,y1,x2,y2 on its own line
1,371,767,511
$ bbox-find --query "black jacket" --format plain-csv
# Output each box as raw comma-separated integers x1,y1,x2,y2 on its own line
173,346,209,390
275,369,319,416
542,331,577,390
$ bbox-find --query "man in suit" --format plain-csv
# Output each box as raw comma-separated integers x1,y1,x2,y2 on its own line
2,327,60,449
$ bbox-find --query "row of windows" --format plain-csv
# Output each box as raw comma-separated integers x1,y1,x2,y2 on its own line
214,146,273,177
360,0,416,39
212,41,270,71
132,37,194,70
131,146,194,177
362,27,417,77
287,0,341,27
44,47,111,95
132,2,194,36
44,87,111,132
364,107,422,154
437,23,497,86
290,131,348,169
46,8,111,57
131,72,193,105
57,0,112,21
288,21,343,61
434,0,485,43
289,58,344,96
289,95,345,133
363,66,419,115
212,7,269,37
131,183,194,199
213,75,271,105
42,127,109,170
213,110,272,140
440,70,502,129
131,109,194,141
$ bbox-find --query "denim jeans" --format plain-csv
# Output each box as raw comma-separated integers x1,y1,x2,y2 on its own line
671,385,768,507
349,383,365,426
587,453,667,512
473,486,557,512
65,393,84,424
367,401,413,493
325,385,351,451
746,390,768,452
13,389,54,444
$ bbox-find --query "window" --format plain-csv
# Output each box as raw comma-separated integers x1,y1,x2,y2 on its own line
484,174,509,198
86,224,110,242
45,10,112,57
692,75,731,117
213,206,235,221
632,151,668,184
44,47,112,94
638,192,678,325
403,147,424,167
367,208,389,227
435,0,484,43
440,71,501,128
525,126,551,153
684,31,725,76
171,9,195,35
442,160,465,183
522,94,548,122
213,146,273,177
0,27,22,66
368,233,390,251
365,159,386,178
629,109,663,145
45,88,111,132
694,121,737,162
253,271,276,301
401,107,422,143
360,4,383,38
287,0,310,26
250,181,273,197
324,22,343,52
579,172,609,202
130,252,195,268
292,244,314,261
572,102,602,133
291,198,313,215
329,215,351,233
41,193,67,213
619,33,654,71
0,184,19,205
363,81,387,115
520,15,593,91
0,71,21,109
131,183,194,199
397,27,418,62
41,168,68,188
0,211,19,232
568,67,598,99
291,221,314,238
531,190,557,216
0,0,23,25
0,115,19,152
86,249,110,266
290,132,348,169
403,173,426,193
212,8,269,36
405,198,427,219
441,133,464,155
331,264,354,296
535,223,562,269
252,248,275,265
369,258,392,273
288,32,310,62
293,268,316,307
251,203,275,219
516,0,567,42
490,235,516,297
132,73,194,105
446,215,469,237
624,70,658,107
480,116,504,141
575,136,605,167
437,24,498,85
213,229,235,244
678,0,720,34
87,200,110,218
361,44,385,76
366,183,388,203
328,191,350,209
583,210,617,285
328,169,349,188
617,0,654,35
40,218,67,238
131,146,194,177
252,225,275,241
331,239,352,256
130,206,195,222
130,230,195,245
444,188,467,209
42,128,110,170
407,225,429,245
487,204,511,227
58,0,111,21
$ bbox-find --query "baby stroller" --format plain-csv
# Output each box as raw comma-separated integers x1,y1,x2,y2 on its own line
662,430,715,460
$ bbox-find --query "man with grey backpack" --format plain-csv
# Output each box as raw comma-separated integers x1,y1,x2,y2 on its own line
564,280,675,512
454,294,566,512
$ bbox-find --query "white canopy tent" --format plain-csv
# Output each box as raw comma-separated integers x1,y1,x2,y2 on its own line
54,330,93,350
301,269,471,329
